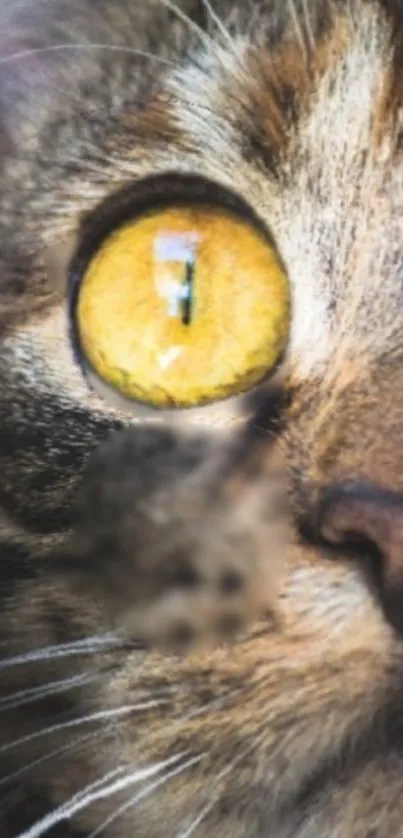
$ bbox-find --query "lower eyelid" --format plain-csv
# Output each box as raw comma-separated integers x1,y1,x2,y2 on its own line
85,363,247,430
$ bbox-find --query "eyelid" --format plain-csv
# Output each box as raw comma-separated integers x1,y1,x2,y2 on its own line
69,172,276,279
85,364,258,428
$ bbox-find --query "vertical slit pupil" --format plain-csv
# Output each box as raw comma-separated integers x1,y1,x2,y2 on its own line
181,259,195,326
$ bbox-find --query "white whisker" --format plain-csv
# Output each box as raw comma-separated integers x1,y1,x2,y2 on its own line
18,753,191,838
177,805,208,838
0,702,162,756
0,728,109,788
200,0,238,54
17,765,127,838
0,44,176,68
177,732,266,837
301,0,316,52
0,634,120,670
181,685,247,723
88,754,204,838
287,0,309,64
160,0,215,50
0,672,97,712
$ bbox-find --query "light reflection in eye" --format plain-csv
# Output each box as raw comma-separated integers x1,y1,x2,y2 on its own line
157,345,183,370
154,231,200,326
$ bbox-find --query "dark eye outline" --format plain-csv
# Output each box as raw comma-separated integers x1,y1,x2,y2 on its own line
68,171,288,411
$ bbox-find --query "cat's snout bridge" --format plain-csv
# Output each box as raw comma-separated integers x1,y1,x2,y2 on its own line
317,481,403,634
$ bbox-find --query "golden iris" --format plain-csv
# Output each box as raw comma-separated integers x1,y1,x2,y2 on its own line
76,204,290,408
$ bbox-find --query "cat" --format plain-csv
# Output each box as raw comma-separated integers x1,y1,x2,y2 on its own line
0,0,403,835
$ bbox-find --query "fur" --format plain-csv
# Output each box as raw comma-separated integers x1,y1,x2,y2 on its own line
1,1,403,836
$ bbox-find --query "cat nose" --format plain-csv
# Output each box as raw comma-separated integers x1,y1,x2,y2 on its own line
318,481,403,633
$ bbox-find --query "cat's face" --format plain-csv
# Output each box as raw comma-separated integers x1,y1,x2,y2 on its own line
1,1,403,836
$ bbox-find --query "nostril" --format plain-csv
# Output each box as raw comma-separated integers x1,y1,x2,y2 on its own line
319,482,387,544
318,482,403,552
317,481,403,633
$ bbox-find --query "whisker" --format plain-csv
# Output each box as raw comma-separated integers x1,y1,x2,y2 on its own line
301,0,316,52
0,44,176,68
160,0,216,50
181,685,249,724
17,765,128,838
0,702,164,756
287,0,309,64
0,727,111,789
18,753,191,838
200,0,238,55
0,672,98,712
176,732,266,837
0,634,120,670
88,754,204,838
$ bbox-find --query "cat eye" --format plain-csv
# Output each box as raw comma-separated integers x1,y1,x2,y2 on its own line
71,177,290,409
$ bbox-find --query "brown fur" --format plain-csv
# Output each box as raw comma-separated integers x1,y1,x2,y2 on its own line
1,1,403,836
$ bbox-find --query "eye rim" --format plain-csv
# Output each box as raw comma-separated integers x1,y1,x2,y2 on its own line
68,171,289,412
